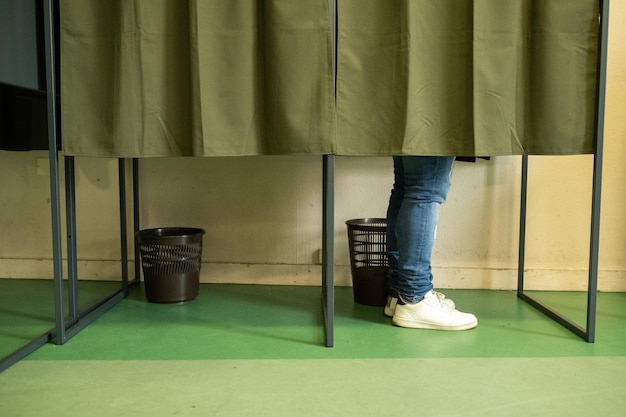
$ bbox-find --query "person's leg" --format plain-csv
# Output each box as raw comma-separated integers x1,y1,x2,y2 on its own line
385,156,454,317
394,156,454,303
386,156,403,291
384,157,403,316
389,156,477,330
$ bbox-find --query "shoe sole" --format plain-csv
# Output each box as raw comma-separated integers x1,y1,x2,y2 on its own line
392,317,478,331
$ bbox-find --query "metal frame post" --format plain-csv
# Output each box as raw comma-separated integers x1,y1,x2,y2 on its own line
65,156,79,322
322,155,335,347
119,159,129,290
42,0,66,345
133,158,141,282
320,0,337,348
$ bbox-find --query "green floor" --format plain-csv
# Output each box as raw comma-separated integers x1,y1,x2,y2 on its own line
1,282,626,416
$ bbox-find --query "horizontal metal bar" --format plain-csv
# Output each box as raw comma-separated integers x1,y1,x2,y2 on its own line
59,290,127,343
517,292,589,341
0,331,55,373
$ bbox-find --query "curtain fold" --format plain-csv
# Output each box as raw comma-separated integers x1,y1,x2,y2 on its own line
336,0,599,156
60,0,335,157
60,0,599,157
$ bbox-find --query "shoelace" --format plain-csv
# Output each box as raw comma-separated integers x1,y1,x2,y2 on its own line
426,291,455,311
434,291,449,304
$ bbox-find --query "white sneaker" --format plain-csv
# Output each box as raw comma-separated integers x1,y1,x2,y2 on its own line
392,291,478,331
384,290,455,317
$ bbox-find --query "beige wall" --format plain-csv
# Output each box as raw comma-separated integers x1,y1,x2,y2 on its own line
1,4,625,291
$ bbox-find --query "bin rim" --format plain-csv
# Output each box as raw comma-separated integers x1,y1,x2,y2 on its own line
345,218,386,225
345,218,387,231
136,227,206,239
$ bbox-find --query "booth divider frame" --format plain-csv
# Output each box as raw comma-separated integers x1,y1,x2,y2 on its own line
43,0,140,349
1,0,609,372
41,0,614,348
0,1,141,372
517,0,609,343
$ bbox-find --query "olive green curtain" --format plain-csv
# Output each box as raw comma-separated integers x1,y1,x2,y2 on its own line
60,0,600,157
60,0,335,157
336,0,600,156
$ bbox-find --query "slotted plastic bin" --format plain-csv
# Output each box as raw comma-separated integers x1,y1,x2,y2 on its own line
345,218,389,306
137,227,205,303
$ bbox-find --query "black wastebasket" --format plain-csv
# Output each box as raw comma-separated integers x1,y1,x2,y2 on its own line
137,227,205,303
345,218,389,306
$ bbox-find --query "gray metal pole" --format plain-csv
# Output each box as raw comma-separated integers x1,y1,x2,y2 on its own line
586,0,610,342
321,0,337,348
43,0,66,345
133,159,141,283
517,155,529,295
65,155,79,322
119,159,129,290
322,154,335,348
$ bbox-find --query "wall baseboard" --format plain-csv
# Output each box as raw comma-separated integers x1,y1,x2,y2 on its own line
1,259,625,292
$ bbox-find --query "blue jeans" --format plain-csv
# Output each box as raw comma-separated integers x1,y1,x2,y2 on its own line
386,156,455,303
